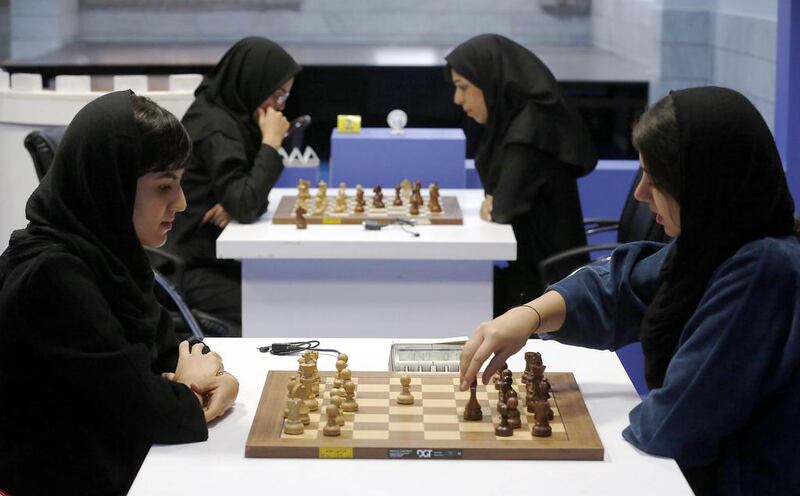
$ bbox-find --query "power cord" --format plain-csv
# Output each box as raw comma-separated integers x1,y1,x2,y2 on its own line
363,219,420,237
257,340,340,356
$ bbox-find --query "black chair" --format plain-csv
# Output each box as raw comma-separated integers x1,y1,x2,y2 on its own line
24,126,67,181
538,169,669,286
23,127,236,339
538,169,669,398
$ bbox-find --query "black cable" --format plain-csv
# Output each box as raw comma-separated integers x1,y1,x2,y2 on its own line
257,340,340,356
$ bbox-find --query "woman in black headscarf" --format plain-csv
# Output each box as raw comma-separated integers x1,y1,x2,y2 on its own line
445,34,598,315
460,87,800,496
0,91,239,495
164,37,301,331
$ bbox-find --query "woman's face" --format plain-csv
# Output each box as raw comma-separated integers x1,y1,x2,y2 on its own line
133,169,187,247
451,69,488,124
256,77,295,114
634,156,681,237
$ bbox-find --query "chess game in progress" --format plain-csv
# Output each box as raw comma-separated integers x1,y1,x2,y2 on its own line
272,179,464,226
245,351,603,460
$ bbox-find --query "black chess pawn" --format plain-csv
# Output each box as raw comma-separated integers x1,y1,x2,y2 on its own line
494,401,513,437
463,378,483,421
541,378,554,420
372,185,385,208
393,185,403,206
526,381,536,414
506,396,522,429
409,196,420,215
532,400,552,437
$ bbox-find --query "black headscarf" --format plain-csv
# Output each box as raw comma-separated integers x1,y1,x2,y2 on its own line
182,36,301,159
640,87,796,389
0,90,163,346
445,34,597,192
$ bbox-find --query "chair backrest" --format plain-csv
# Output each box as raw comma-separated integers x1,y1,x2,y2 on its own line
616,169,670,244
23,126,67,180
282,114,311,152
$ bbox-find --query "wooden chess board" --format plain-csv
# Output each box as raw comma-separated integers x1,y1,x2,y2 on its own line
271,195,463,225
245,371,603,460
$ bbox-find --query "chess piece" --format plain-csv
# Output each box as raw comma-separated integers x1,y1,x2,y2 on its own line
506,396,522,429
355,186,365,213
409,196,420,215
526,381,536,414
396,374,415,405
428,183,442,213
532,400,552,437
295,205,307,229
283,398,305,435
338,353,349,365
372,185,385,208
491,370,502,390
317,180,327,198
393,185,403,206
499,369,514,402
297,179,311,200
335,359,346,380
330,392,345,426
285,377,298,418
334,192,347,213
322,404,341,436
401,179,412,198
494,401,513,437
313,195,326,215
494,363,509,391
300,363,319,411
332,377,344,398
338,181,347,197
341,377,359,412
412,180,423,206
463,378,483,421
292,381,311,425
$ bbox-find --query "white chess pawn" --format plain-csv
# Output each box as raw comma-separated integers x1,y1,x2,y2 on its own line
323,404,341,436
342,380,359,412
330,392,345,426
396,374,415,405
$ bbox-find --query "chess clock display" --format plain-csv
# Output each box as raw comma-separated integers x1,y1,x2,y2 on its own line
388,343,463,372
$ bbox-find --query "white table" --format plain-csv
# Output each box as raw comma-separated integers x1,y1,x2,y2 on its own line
217,189,517,338
130,337,692,495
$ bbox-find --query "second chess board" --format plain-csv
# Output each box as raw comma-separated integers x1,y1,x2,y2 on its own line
245,371,604,460
271,195,464,225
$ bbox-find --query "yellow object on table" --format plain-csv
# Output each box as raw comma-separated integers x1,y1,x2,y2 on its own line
337,114,362,133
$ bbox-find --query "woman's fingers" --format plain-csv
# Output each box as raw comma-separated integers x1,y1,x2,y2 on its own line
178,340,190,358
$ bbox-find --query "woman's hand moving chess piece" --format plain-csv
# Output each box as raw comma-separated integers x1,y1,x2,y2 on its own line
460,292,565,389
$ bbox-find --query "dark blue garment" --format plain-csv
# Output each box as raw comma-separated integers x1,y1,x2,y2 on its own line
547,237,800,496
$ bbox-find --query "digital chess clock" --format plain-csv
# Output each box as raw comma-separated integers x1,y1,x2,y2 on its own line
389,343,463,372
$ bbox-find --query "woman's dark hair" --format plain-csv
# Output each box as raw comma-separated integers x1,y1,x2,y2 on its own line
632,94,680,203
130,94,192,175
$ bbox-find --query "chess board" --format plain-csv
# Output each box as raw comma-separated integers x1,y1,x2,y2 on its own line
245,371,603,460
271,195,463,225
